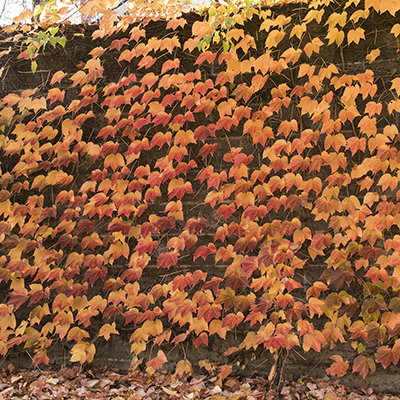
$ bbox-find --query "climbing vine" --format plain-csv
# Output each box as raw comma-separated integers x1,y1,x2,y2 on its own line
0,0,400,382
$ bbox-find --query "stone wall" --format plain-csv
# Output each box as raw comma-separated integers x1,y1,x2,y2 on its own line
1,0,400,391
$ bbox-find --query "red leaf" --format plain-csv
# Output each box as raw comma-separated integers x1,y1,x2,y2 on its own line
375,342,400,369
146,350,168,370
193,244,216,261
197,303,222,323
195,51,217,65
8,288,28,311
194,125,216,142
157,251,179,268
222,312,244,328
193,332,209,348
110,38,129,51
198,143,218,158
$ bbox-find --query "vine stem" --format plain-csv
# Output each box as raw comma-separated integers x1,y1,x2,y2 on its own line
277,349,290,393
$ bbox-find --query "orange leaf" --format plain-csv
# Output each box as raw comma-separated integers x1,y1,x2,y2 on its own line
219,364,233,380
104,153,125,171
161,58,180,74
265,29,285,48
232,83,253,102
98,322,119,341
326,355,349,377
47,88,65,104
66,327,90,342
391,24,400,37
50,70,67,85
168,178,193,200
209,319,228,339
167,18,186,30
70,70,87,87
303,330,327,352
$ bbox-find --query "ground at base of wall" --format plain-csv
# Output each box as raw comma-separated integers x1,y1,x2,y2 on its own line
0,364,397,400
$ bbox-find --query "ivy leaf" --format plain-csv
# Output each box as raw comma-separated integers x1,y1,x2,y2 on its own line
146,350,168,370
352,355,375,379
195,51,216,65
193,332,209,348
8,288,28,311
70,341,96,364
376,341,400,369
66,327,90,342
391,23,400,37
168,178,193,200
222,312,244,328
157,251,179,268
303,330,327,352
193,244,216,261
50,70,67,85
98,322,119,341
347,27,365,44
326,355,349,377
366,49,380,63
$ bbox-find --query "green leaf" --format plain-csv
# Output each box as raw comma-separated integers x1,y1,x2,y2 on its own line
59,36,66,48
204,34,212,45
391,68,397,76
31,60,37,74
49,36,57,48
225,17,234,30
223,40,230,53
197,39,204,52
28,44,36,60
48,27,59,36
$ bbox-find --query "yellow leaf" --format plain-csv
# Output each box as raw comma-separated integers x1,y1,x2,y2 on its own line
209,319,228,339
173,359,193,379
347,28,365,45
303,9,324,24
350,9,369,23
265,29,285,49
142,319,163,336
391,24,400,37
366,49,380,63
290,23,306,39
326,28,345,46
325,11,347,29
70,341,96,364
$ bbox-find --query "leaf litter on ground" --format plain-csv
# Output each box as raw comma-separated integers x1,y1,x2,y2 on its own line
0,360,399,400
